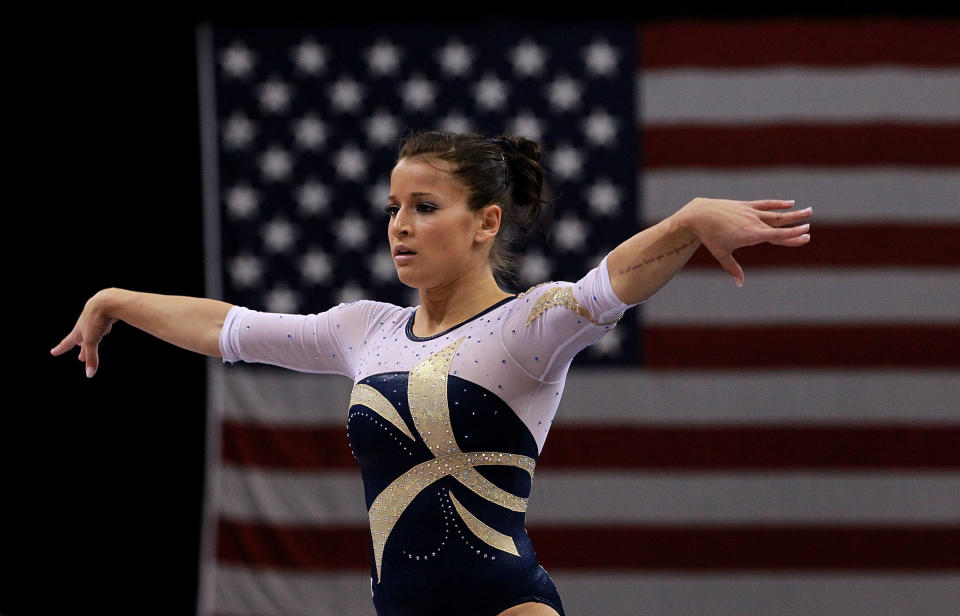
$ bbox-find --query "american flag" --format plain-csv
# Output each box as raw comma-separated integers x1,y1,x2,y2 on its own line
197,20,960,616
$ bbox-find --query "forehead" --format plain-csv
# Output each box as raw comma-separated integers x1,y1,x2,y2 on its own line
389,157,466,200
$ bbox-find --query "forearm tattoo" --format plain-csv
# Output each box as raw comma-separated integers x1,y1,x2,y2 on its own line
617,238,697,275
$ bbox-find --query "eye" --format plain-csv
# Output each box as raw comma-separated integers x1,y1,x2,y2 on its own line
384,204,399,216
416,202,437,213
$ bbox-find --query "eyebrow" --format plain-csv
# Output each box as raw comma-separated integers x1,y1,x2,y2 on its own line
387,191,438,201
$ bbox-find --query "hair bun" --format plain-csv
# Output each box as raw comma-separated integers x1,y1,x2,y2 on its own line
510,137,542,163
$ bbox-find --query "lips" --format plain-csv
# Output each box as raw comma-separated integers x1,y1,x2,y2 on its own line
393,245,417,256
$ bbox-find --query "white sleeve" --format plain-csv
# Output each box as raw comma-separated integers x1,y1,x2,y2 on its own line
500,255,638,383
218,300,401,377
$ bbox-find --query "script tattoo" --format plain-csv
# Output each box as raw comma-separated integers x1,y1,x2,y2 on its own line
617,238,698,275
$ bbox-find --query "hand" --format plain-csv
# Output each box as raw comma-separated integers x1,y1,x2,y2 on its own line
680,198,812,287
50,289,121,378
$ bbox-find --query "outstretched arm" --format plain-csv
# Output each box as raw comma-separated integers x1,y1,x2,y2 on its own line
606,198,812,305
50,288,234,378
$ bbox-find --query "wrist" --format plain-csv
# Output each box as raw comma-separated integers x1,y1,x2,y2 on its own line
669,199,703,240
92,287,132,320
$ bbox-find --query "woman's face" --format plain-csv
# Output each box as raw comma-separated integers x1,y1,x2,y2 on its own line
387,157,498,290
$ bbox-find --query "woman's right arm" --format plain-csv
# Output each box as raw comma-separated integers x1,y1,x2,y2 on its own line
50,287,234,378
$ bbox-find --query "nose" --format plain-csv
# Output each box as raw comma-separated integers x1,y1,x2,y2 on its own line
390,205,412,237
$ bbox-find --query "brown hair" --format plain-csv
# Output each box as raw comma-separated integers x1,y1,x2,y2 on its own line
397,129,553,286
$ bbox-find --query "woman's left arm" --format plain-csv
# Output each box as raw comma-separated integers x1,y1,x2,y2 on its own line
606,198,812,305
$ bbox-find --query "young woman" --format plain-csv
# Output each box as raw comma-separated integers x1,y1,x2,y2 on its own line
51,131,812,616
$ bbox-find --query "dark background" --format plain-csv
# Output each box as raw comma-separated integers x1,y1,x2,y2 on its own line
6,5,953,614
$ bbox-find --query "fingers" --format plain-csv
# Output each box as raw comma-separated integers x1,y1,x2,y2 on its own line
84,341,100,378
710,249,745,287
759,207,813,227
764,223,811,243
50,330,79,357
748,199,797,211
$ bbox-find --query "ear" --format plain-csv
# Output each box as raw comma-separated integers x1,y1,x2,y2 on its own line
474,204,502,245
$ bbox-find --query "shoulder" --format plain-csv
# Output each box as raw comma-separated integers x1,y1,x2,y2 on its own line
515,279,618,327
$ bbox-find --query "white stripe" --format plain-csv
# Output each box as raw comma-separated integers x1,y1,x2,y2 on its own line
552,573,960,616
220,368,960,425
217,466,960,525
639,67,960,124
560,369,960,424
216,565,374,616
640,168,960,224
213,567,960,616
641,269,960,324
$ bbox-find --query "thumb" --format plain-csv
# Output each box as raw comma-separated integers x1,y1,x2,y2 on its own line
712,250,745,288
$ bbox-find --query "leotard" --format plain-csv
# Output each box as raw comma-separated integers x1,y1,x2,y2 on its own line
219,255,637,616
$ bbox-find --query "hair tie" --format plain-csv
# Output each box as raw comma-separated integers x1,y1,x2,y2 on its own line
488,138,518,155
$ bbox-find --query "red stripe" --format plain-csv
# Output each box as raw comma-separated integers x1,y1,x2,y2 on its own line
683,224,960,268
642,125,960,168
216,520,960,570
222,422,960,471
640,20,960,67
645,325,960,369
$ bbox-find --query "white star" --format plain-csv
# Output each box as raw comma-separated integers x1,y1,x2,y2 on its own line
334,215,369,249
300,248,333,284
583,109,619,147
334,145,368,181
329,76,365,113
439,111,473,134
584,39,620,77
227,253,263,288
366,39,403,76
365,110,400,148
369,250,397,282
509,40,547,77
436,39,474,77
473,73,509,112
222,112,256,150
367,178,391,213
293,115,328,150
550,144,584,181
262,217,297,253
292,38,328,75
400,74,437,112
264,286,300,314
258,79,292,113
336,282,367,305
506,111,544,142
545,74,583,112
585,178,622,217
296,179,331,216
220,41,255,79
520,250,552,284
225,183,259,218
589,328,622,357
259,146,293,182
553,216,588,252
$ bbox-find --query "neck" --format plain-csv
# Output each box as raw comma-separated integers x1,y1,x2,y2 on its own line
414,264,512,337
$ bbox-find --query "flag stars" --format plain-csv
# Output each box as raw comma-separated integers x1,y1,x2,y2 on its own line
220,41,256,79
367,178,391,213
507,111,545,142
509,40,548,77
585,178,622,216
259,146,294,182
300,249,333,284
553,216,588,252
473,73,509,112
583,39,620,77
550,144,585,180
329,76,365,113
257,79,292,113
296,179,331,216
292,38,329,75
365,39,403,76
437,39,474,77
369,250,397,282
401,74,438,112
365,111,400,148
264,286,300,313
222,112,256,150
546,74,583,112
334,214,370,249
583,108,619,147
334,144,369,181
263,217,297,253
225,184,259,219
293,115,328,150
228,253,264,288
337,282,367,305
439,111,473,134
520,250,552,283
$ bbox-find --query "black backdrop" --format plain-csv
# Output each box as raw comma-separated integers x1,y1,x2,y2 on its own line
7,5,952,615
